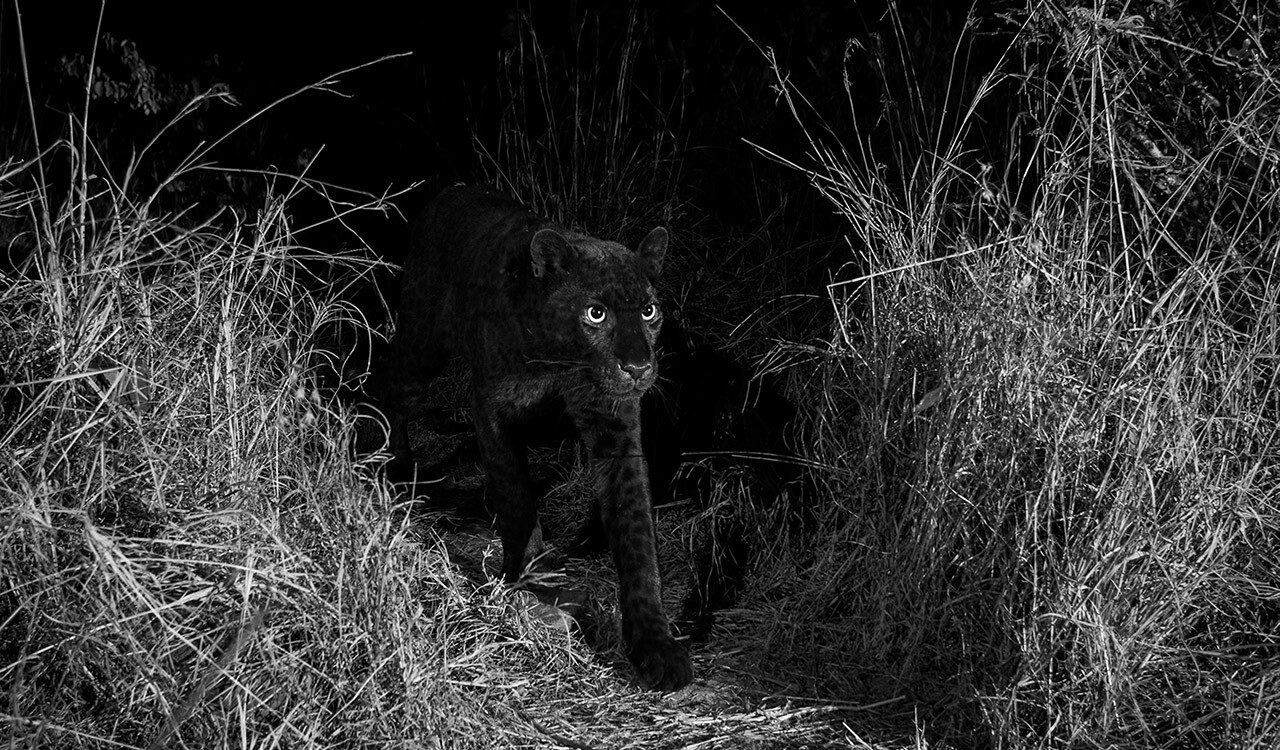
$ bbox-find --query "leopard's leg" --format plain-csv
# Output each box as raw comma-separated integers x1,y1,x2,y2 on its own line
471,392,540,582
576,399,692,690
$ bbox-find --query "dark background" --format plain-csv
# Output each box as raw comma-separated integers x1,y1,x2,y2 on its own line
1,0,985,262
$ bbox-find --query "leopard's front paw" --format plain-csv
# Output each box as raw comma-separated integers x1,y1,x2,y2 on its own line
629,635,692,691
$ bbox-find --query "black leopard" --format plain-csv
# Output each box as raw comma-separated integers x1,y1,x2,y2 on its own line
378,184,692,690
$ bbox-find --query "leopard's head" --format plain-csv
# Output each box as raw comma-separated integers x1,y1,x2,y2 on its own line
530,226,667,397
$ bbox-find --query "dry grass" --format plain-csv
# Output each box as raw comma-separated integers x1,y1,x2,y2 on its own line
7,2,1279,748
721,1,1280,747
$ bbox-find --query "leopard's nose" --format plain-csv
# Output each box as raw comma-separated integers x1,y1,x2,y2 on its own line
620,361,652,381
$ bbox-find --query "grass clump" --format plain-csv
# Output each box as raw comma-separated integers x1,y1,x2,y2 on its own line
0,69,614,746
728,1,1280,746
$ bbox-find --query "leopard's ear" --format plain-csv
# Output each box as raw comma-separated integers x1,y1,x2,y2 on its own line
637,227,668,277
530,228,571,278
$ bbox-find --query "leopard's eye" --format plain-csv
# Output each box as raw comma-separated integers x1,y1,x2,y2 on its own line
641,302,659,322
583,304,608,325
